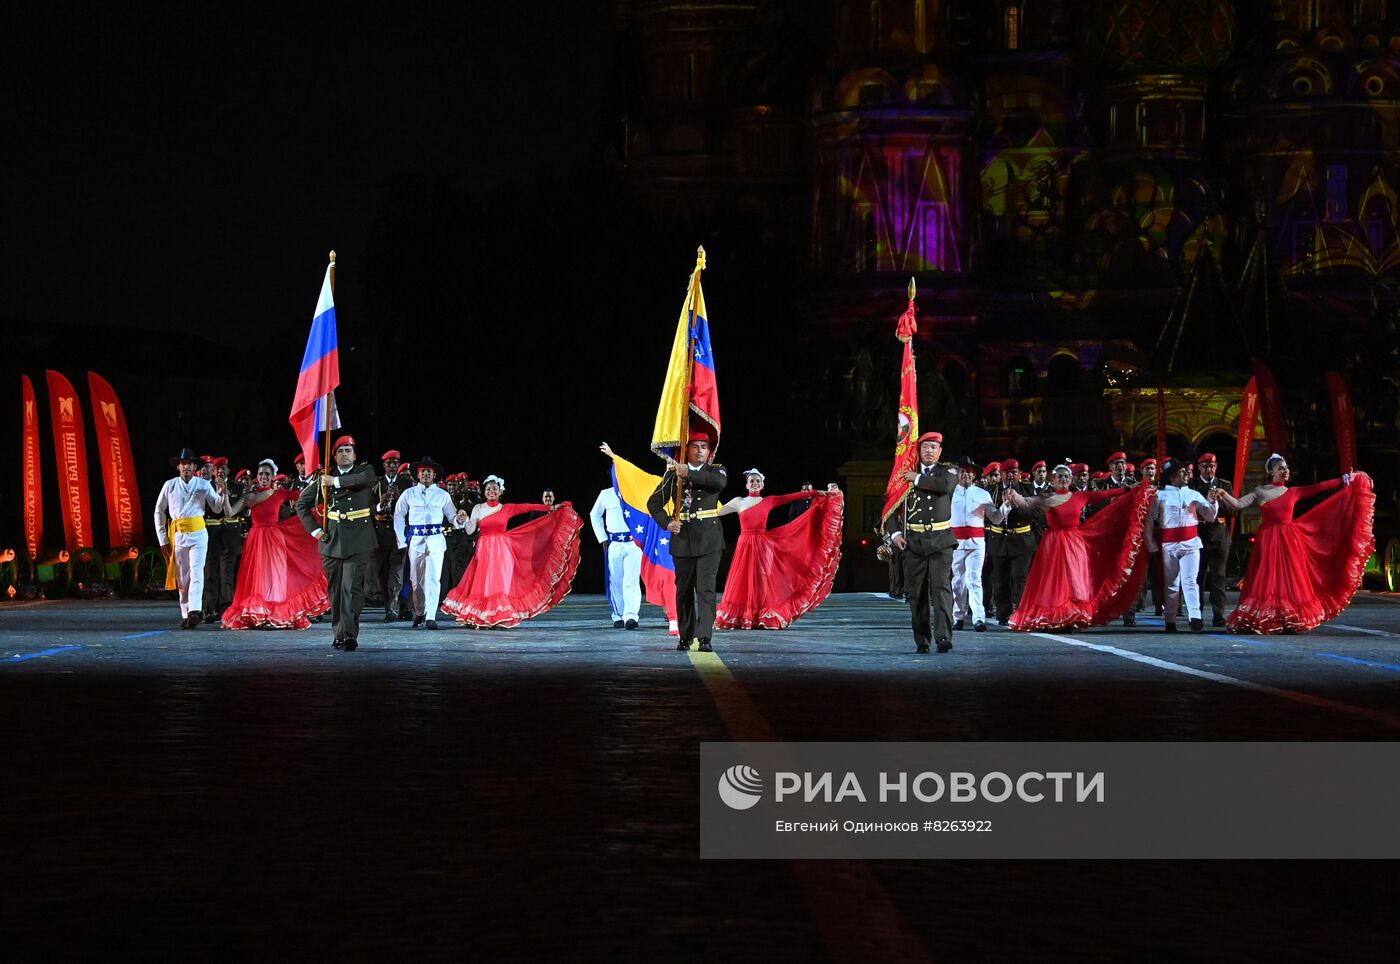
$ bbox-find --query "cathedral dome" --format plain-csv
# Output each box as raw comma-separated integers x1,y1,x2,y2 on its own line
1084,0,1237,75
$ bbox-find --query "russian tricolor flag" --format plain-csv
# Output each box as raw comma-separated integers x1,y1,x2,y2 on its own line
289,263,341,472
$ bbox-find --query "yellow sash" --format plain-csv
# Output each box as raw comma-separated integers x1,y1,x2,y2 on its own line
164,517,206,589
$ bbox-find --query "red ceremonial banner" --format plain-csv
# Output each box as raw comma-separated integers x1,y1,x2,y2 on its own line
1155,386,1167,463
1251,359,1287,456
1233,376,1259,536
881,300,919,528
1324,371,1357,474
88,371,144,548
21,375,44,561
45,370,94,552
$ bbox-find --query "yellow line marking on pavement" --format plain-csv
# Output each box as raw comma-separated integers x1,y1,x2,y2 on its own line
688,648,934,964
1036,633,1400,730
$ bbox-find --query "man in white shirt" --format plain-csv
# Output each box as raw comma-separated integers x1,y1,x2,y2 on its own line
590,483,642,629
393,455,468,630
1147,457,1220,633
153,448,227,629
951,458,999,632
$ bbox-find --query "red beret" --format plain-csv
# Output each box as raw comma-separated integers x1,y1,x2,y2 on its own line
915,431,944,445
199,454,215,464
332,435,356,451
210,456,229,467
234,469,250,482
1139,458,1157,467
397,463,412,475
1000,458,1020,471
293,454,306,464
273,473,288,482
1071,463,1088,474
1032,460,1047,470
381,449,401,461
1198,453,1217,464
687,425,716,448
1125,463,1137,472
982,461,1001,475
1107,451,1127,464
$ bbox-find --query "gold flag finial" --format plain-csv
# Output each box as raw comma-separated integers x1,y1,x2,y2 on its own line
329,250,337,265
696,245,707,271
907,277,916,301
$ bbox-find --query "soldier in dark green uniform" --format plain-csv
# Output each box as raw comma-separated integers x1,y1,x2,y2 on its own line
890,431,959,654
648,426,726,653
988,457,1036,625
297,435,378,651
373,448,406,621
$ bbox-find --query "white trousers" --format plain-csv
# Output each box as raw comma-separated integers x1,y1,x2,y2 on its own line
952,538,986,624
407,533,447,620
1162,542,1202,623
606,540,643,622
173,530,208,618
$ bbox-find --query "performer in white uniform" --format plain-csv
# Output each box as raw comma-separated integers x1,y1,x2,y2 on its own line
154,448,227,629
590,484,642,629
394,456,468,630
951,458,1001,632
1146,456,1219,633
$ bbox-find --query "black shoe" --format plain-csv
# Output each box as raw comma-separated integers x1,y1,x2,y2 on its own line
916,639,930,654
936,637,953,653
411,615,425,629
1123,613,1136,626
997,618,1009,626
203,612,218,624
953,619,965,631
180,614,197,629
384,612,396,623
1164,623,1178,633
426,620,439,631
1189,618,1204,632
676,638,691,651
613,619,625,628
625,618,638,630
974,621,987,632
698,638,713,653
332,634,345,650
311,614,323,624
1212,614,1227,627
1154,606,1164,616
342,636,358,651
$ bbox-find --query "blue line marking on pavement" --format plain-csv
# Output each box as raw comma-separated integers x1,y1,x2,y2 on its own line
120,631,168,640
1317,653,1400,673
1231,638,1275,647
7,645,82,662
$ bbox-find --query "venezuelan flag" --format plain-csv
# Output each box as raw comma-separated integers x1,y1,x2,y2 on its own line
610,454,676,618
651,248,720,459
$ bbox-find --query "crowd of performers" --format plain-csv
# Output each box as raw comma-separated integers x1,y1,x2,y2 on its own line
151,428,844,652
881,433,1376,653
150,427,1373,654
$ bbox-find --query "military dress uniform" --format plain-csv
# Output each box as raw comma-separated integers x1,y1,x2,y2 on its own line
373,470,407,620
297,455,378,649
647,459,727,649
988,471,1036,624
1189,464,1233,626
892,459,959,652
443,479,480,592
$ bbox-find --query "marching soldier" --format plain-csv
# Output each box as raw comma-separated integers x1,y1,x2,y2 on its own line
374,448,407,622
201,457,234,624
1189,453,1233,627
647,427,726,653
296,436,378,651
889,431,959,654
979,461,1003,618
987,457,1035,625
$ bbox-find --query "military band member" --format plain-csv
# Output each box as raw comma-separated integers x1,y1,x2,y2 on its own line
647,427,726,652
979,461,1003,618
296,436,378,651
154,448,227,629
394,455,468,630
374,448,407,621
442,473,480,592
201,456,234,623
988,457,1035,625
889,431,959,654
290,454,313,491
1136,457,1164,616
1189,453,1233,627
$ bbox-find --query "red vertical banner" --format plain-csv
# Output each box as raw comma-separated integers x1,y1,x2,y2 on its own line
1233,377,1260,536
45,370,94,552
1155,386,1168,463
881,292,919,529
1324,371,1357,473
21,375,44,561
87,372,144,548
1251,359,1287,456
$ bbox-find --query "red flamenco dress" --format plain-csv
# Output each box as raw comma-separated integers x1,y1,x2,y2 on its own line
1228,473,1375,635
1009,485,1154,632
222,489,329,630
716,490,845,630
441,501,584,628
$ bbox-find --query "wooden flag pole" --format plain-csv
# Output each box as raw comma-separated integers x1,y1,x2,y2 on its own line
674,246,705,523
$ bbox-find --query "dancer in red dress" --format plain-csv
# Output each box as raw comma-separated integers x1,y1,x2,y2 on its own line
441,474,584,628
221,460,330,630
1214,455,1374,634
714,471,843,630
1003,464,1154,631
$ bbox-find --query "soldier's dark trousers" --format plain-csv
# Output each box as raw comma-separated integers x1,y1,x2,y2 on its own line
888,548,906,597
990,551,1033,620
203,543,229,616
377,530,406,616
906,545,954,645
325,551,374,641
1198,527,1231,620
218,547,241,611
675,551,721,641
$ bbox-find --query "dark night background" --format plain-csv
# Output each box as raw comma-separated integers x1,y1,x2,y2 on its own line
5,1,1400,589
